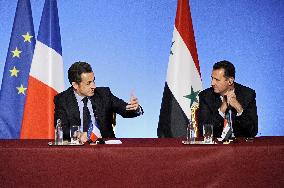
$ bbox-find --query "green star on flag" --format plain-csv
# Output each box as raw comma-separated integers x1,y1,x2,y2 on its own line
158,0,202,138
184,86,200,107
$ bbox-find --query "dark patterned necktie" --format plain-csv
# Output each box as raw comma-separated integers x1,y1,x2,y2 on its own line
82,97,91,132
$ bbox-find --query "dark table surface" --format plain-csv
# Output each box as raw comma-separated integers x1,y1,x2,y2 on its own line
0,137,283,187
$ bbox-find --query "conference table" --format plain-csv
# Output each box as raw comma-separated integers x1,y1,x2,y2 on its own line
0,137,283,187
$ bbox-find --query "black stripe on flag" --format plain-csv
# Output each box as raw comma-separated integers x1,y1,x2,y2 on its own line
158,82,189,138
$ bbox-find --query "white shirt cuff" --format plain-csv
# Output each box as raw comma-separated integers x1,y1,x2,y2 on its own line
236,110,243,116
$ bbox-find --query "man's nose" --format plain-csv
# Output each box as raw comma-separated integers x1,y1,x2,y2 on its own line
91,82,96,88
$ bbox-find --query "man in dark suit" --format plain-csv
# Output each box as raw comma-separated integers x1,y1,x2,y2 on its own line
54,61,143,142
198,60,258,138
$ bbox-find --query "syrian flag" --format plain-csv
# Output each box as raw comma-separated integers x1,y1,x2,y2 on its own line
158,0,202,138
20,0,64,139
221,112,233,141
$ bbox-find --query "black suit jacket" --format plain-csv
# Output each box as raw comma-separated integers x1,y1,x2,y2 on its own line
54,87,142,139
198,83,258,137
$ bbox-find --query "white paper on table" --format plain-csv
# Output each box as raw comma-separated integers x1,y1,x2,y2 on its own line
104,140,122,144
217,138,223,142
217,137,234,144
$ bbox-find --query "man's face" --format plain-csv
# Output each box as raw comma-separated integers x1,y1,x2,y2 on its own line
211,68,232,95
73,72,96,97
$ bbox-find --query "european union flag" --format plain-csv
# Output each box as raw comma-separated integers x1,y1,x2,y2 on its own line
0,0,35,138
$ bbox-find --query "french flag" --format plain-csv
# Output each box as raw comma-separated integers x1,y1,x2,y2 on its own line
87,120,102,142
21,0,64,139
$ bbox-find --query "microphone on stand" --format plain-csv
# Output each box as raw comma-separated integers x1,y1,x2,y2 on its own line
224,95,234,138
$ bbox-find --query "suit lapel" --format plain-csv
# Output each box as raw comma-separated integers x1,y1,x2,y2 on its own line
91,91,101,119
66,88,80,123
213,92,222,111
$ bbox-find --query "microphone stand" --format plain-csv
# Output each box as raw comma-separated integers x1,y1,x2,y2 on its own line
227,106,235,138
224,95,235,140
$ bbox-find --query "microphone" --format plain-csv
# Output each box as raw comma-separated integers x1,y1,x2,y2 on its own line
224,95,234,138
224,95,232,110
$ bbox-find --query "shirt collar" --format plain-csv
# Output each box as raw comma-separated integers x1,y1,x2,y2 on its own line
73,90,85,103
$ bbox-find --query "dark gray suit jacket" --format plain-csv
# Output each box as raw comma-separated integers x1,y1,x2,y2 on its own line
54,87,142,139
198,83,258,137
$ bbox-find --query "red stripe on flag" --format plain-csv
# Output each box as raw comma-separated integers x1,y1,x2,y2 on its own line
224,118,228,128
20,76,58,139
175,0,201,77
90,132,98,142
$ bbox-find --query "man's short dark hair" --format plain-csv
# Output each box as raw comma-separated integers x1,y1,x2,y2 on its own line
68,61,93,85
213,60,235,79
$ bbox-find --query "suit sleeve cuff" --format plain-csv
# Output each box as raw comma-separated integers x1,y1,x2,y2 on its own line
236,110,243,116
136,105,144,115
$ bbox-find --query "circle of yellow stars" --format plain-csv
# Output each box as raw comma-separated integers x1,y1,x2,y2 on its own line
9,32,33,95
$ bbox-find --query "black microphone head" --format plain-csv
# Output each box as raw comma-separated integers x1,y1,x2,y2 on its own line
227,105,232,111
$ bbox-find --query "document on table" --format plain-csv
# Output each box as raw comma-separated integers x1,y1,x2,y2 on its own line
104,140,122,144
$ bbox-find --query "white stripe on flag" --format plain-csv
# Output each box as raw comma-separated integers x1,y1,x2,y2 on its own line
166,27,202,119
29,41,64,92
92,125,102,138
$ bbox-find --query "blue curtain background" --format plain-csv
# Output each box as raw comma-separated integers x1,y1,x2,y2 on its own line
0,0,283,137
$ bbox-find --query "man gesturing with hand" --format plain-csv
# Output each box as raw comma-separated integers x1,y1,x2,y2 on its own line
54,61,143,142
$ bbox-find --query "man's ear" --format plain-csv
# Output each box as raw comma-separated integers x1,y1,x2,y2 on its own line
228,77,234,85
72,82,78,90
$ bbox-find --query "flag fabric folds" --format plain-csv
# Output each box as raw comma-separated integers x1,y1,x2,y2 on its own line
158,0,202,137
0,0,35,139
21,0,64,139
